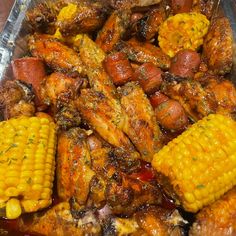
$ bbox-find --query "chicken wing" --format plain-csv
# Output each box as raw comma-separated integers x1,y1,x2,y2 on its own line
56,1,108,36
72,34,117,100
192,0,215,19
108,0,162,9
105,171,163,216
119,82,162,162
134,206,186,236
40,72,82,106
203,17,233,75
19,202,101,236
96,10,131,53
189,187,236,236
161,73,217,121
57,128,95,205
40,72,83,129
28,34,84,76
117,38,170,70
136,5,167,41
205,79,236,116
76,89,133,151
26,1,59,33
0,80,35,119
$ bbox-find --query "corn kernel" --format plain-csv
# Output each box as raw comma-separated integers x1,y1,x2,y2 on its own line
6,198,22,219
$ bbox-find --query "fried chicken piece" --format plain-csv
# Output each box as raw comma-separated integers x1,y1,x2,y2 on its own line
203,17,233,75
56,1,108,36
136,5,167,41
72,34,117,100
57,128,95,205
40,72,83,129
40,72,82,106
76,89,134,150
96,10,131,53
0,80,35,119
73,34,106,70
205,79,236,116
19,202,101,236
161,73,217,121
134,206,186,236
192,0,215,19
105,171,163,216
189,187,236,236
108,0,162,9
26,1,59,33
117,38,170,70
29,34,84,76
119,82,162,162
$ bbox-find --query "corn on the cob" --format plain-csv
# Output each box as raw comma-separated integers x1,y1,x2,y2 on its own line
189,186,236,236
0,116,57,219
152,114,236,213
158,13,209,57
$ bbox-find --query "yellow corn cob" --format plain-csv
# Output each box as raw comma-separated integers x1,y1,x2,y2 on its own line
0,116,57,219
158,13,209,57
152,114,236,213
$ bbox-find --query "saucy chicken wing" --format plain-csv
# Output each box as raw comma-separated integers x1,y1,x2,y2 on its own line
29,34,85,76
205,79,236,116
162,73,217,121
203,17,233,75
108,0,162,9
96,10,131,53
19,202,101,236
0,80,35,119
117,38,170,70
56,1,108,36
57,128,95,205
119,82,162,162
40,72,83,129
73,34,117,100
136,5,167,41
76,89,133,151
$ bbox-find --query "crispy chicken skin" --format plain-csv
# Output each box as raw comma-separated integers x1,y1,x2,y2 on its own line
192,0,215,19
56,1,108,36
29,34,84,76
40,72,83,129
189,187,236,236
117,38,170,70
73,34,106,71
76,89,134,151
89,146,162,216
119,82,162,162
96,10,131,53
136,5,167,41
73,34,117,101
19,202,84,236
57,128,95,205
0,80,35,119
105,172,163,216
134,206,185,236
40,72,81,106
162,73,217,121
108,0,162,9
26,1,59,33
205,79,236,115
203,17,233,75
19,202,101,236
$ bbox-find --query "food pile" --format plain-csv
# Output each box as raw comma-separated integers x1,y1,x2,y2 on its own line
0,0,236,235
